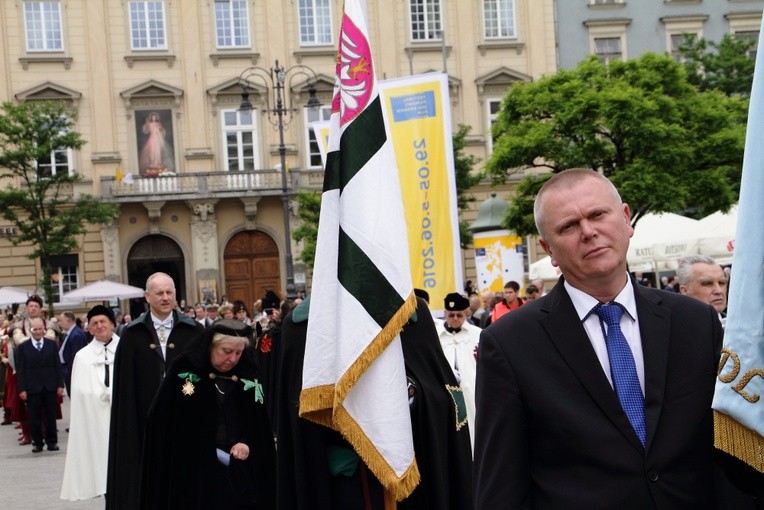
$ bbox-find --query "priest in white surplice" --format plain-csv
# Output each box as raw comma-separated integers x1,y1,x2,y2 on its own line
435,292,482,453
60,305,119,501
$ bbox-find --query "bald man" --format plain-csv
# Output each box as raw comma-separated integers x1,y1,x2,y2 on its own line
106,272,204,510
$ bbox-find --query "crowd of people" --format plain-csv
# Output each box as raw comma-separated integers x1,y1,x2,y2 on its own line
0,169,760,509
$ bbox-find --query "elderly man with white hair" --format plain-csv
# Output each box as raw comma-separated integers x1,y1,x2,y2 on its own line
676,255,728,326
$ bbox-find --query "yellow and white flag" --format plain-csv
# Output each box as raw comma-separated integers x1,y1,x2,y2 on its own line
299,0,419,501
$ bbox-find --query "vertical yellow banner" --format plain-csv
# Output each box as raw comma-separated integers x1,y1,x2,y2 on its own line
379,74,462,311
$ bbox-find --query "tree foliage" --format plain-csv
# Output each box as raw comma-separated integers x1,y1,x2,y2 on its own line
0,101,119,310
292,189,321,271
452,124,482,247
679,33,756,97
486,53,747,236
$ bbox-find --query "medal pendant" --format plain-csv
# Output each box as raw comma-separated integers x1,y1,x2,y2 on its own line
182,379,196,396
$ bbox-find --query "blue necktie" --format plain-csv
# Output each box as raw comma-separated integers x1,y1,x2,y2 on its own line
593,302,646,445
35,341,42,352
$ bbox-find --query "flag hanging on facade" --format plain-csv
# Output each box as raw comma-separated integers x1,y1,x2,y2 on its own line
115,166,123,182
299,0,420,501
712,33,764,478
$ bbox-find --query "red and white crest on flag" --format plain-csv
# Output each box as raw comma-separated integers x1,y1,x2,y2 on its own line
332,13,374,126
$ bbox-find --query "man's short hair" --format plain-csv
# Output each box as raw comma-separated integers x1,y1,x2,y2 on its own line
676,255,719,286
26,295,43,307
504,281,520,292
61,311,76,323
526,285,539,294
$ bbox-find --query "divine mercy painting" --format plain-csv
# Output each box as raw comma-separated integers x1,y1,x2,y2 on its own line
135,109,175,177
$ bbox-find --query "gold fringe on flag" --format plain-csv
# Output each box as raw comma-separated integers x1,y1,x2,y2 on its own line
300,292,421,500
714,409,764,473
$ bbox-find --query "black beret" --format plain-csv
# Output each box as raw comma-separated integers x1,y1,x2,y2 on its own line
87,304,116,325
211,319,252,338
444,292,469,311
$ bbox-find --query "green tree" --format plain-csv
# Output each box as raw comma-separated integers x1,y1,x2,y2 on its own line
0,101,119,310
292,189,321,271
486,53,747,236
452,124,482,247
679,33,756,97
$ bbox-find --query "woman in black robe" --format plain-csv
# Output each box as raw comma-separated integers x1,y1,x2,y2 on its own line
140,319,276,509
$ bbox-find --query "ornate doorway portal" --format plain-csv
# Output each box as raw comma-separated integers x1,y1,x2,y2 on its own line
126,234,186,318
224,231,281,309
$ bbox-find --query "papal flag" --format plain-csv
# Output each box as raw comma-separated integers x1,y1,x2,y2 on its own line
712,33,764,491
299,0,420,502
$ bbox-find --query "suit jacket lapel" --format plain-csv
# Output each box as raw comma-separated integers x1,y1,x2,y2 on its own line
633,283,670,452
541,280,646,453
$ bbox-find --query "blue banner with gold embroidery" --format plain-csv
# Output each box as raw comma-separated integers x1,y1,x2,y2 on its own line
712,33,764,476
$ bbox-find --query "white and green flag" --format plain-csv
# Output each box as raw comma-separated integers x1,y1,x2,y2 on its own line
299,0,419,501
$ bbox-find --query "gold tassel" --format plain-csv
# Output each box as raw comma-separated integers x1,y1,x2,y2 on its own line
299,292,421,500
714,410,764,473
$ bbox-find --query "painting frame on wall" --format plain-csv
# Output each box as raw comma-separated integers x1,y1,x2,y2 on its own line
134,109,176,177
198,279,217,305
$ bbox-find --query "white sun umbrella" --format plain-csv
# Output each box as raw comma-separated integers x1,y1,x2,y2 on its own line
62,280,145,302
0,286,32,307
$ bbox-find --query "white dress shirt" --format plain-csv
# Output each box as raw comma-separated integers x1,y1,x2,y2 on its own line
150,313,173,358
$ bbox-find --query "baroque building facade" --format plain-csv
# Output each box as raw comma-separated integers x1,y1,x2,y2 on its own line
0,0,556,315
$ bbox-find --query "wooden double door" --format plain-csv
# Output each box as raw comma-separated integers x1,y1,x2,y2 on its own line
224,230,281,310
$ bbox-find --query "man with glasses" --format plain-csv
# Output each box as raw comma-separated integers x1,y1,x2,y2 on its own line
435,292,482,451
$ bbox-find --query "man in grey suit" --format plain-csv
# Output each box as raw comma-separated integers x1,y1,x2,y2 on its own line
473,169,722,509
16,317,64,453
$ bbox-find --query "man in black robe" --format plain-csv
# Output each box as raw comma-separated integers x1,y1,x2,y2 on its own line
106,272,204,510
277,296,473,509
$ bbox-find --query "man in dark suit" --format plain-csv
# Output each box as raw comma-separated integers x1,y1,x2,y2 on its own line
106,272,204,510
473,169,722,509
16,317,65,453
58,311,87,397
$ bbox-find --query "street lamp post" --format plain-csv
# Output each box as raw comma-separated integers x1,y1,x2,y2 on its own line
238,60,321,299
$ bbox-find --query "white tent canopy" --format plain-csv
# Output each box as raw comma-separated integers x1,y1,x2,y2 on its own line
626,212,700,272
529,256,562,281
694,205,737,265
62,280,145,302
